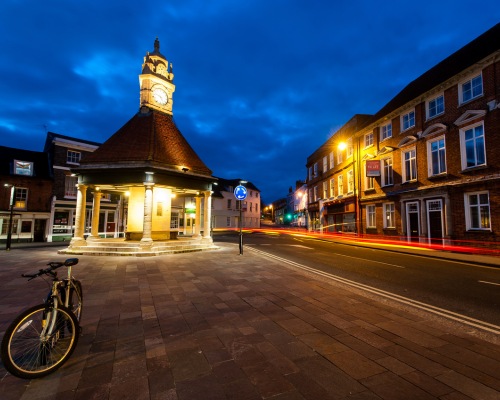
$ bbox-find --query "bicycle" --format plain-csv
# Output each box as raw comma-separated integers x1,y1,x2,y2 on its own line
1,258,83,379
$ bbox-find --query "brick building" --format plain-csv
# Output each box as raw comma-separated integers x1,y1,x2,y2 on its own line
306,23,500,244
0,146,53,243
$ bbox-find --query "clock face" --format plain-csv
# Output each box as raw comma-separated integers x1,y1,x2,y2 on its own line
152,88,168,105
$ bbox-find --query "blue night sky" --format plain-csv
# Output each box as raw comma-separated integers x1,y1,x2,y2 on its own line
1,1,499,203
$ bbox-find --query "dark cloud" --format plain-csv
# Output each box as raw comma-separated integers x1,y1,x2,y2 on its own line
1,0,499,202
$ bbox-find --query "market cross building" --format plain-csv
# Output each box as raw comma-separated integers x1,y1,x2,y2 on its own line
62,38,217,255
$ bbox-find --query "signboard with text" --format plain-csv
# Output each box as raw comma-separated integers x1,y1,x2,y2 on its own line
366,160,381,177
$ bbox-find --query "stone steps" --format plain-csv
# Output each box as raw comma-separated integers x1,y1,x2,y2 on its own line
58,238,219,257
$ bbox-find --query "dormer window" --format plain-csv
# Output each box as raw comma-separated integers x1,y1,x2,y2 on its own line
14,160,33,176
67,150,81,164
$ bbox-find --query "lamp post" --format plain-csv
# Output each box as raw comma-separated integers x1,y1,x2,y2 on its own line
5,184,15,251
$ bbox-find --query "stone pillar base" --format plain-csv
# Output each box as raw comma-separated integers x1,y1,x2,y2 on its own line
69,237,87,248
140,238,153,249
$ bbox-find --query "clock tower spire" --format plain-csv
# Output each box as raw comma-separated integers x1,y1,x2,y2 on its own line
139,37,175,114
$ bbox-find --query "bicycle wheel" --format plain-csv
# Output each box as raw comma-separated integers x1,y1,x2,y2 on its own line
1,304,79,379
60,279,83,323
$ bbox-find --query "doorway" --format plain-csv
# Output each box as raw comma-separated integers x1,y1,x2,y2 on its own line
426,199,444,241
406,202,420,241
34,219,46,242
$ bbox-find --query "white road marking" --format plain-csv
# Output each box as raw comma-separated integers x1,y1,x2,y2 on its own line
478,280,500,286
248,247,500,335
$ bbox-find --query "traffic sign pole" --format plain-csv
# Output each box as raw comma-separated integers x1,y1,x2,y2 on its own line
234,185,247,255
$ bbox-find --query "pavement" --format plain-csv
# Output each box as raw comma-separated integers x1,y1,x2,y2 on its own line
0,240,499,400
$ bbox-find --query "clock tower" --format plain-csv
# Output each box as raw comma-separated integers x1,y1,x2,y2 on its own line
139,38,175,114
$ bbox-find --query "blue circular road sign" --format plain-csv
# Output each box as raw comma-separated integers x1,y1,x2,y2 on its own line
234,185,247,200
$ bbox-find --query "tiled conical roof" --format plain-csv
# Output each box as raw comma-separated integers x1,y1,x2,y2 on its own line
80,108,212,177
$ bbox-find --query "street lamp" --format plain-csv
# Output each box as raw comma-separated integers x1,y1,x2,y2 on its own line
4,184,15,251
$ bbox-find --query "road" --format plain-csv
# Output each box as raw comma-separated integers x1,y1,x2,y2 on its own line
214,230,500,330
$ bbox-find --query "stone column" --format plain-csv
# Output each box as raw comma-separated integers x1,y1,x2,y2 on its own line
70,183,87,247
88,190,102,240
141,183,154,245
203,190,212,238
193,195,202,237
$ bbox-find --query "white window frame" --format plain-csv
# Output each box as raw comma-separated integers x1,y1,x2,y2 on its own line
337,148,343,164
347,138,353,158
308,166,313,181
401,109,415,131
460,121,486,170
381,157,393,187
366,205,376,228
329,151,334,169
427,136,447,176
364,132,374,148
322,181,328,199
313,186,318,202
323,156,327,173
364,162,375,190
347,169,354,194
383,202,395,228
329,178,335,198
402,148,417,182
464,191,491,230
67,150,81,165
64,175,78,199
459,73,483,105
14,160,34,176
426,94,444,120
313,163,318,177
337,175,344,196
14,187,28,210
380,122,392,141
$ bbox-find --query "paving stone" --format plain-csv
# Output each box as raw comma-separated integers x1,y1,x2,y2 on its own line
0,243,499,400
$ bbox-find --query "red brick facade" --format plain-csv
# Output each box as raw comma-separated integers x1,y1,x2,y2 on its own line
306,24,500,245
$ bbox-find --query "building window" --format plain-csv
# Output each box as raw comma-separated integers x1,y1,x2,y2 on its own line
323,156,327,173
347,169,354,193
403,148,417,182
323,181,328,199
338,175,344,196
347,138,353,158
329,151,334,169
226,217,231,227
401,110,415,131
250,203,253,212
381,122,392,141
428,137,446,176
308,189,313,204
308,166,313,181
381,158,393,186
64,175,77,198
465,192,490,230
365,132,374,148
313,163,318,177
313,186,318,202
460,73,483,104
427,94,444,119
460,122,485,170
67,150,81,164
14,188,28,209
14,160,33,176
366,205,376,228
365,163,375,190
329,178,335,198
383,203,395,228
337,148,343,164
227,199,232,209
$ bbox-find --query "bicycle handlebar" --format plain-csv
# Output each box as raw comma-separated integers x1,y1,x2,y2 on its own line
21,258,79,280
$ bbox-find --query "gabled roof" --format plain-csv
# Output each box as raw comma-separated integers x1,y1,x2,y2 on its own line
79,108,213,177
43,131,101,152
372,23,500,122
